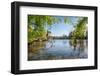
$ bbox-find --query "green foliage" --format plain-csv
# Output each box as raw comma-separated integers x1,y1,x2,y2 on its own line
28,15,88,43
64,17,71,24
28,15,61,43
71,17,88,39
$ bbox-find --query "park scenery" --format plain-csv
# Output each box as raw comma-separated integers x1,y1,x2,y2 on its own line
28,15,88,61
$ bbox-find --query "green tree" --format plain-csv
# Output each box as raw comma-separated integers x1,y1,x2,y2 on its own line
72,17,88,39
28,15,61,43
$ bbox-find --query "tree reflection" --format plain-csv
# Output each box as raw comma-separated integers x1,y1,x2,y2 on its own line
69,39,88,57
28,41,47,53
28,39,87,60
69,39,77,51
69,39,86,52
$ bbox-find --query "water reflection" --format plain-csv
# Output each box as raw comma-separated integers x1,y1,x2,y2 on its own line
28,39,88,61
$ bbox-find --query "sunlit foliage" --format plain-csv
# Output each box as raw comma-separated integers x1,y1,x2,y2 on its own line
72,17,88,39
28,15,61,43
28,15,88,43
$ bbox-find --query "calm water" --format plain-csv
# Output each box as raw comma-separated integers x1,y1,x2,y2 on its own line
28,39,88,61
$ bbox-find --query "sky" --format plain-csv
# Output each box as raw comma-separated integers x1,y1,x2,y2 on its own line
47,16,80,36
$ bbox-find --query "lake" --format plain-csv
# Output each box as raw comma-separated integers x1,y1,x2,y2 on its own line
28,39,88,61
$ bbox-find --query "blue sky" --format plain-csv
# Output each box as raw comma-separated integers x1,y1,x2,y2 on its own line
47,16,80,36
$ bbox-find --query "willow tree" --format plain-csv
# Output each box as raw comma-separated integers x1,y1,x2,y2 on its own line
72,17,88,39
28,15,61,43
